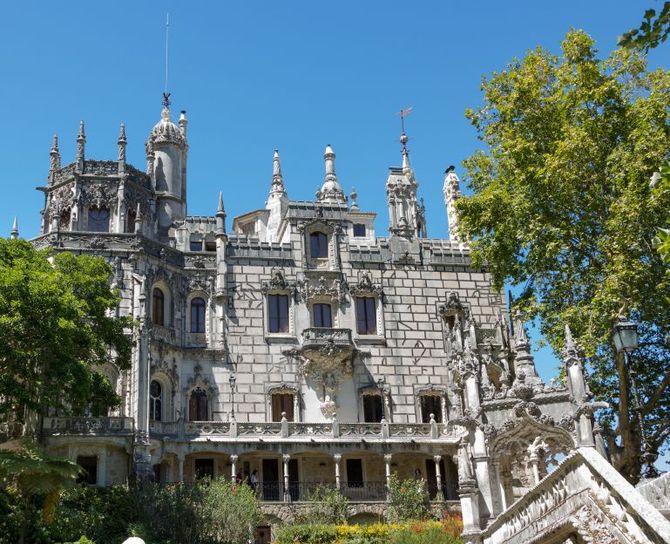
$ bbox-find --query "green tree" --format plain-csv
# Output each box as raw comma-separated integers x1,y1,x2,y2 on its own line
386,474,430,523
200,477,263,544
0,441,82,544
0,239,132,434
456,30,670,483
619,2,670,52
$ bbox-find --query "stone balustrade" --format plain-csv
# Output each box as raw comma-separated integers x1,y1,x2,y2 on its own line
481,447,670,544
42,416,134,436
46,417,445,441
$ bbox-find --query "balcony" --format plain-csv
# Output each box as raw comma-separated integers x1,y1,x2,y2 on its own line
300,327,355,368
42,416,134,436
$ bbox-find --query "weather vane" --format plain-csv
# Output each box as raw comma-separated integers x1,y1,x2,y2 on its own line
399,106,413,146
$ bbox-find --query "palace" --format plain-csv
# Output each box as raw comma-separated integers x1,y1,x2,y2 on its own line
31,97,670,543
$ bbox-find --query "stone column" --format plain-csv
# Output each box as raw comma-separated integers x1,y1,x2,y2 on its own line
230,454,238,483
384,454,392,502
283,454,291,503
334,454,342,490
433,455,444,501
492,460,507,513
177,453,185,483
440,395,448,425
97,448,107,486
293,394,300,423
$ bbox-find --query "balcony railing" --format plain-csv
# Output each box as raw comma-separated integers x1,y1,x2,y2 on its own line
148,419,444,440
256,481,387,502
43,417,448,441
42,416,134,436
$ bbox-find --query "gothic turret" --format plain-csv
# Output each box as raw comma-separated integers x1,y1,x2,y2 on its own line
316,145,346,205
386,132,421,238
49,134,60,175
117,123,127,175
150,94,188,233
443,165,464,244
511,314,542,386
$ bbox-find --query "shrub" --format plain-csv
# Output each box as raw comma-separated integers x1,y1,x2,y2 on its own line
296,485,349,525
386,474,430,523
275,523,338,544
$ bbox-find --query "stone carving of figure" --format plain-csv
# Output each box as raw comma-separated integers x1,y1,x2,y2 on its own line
458,442,474,483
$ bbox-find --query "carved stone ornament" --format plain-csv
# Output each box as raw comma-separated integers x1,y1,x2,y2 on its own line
349,271,383,297
80,182,118,207
184,364,219,398
298,274,346,303
261,268,296,295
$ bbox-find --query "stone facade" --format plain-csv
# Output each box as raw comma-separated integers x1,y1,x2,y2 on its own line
31,99,670,541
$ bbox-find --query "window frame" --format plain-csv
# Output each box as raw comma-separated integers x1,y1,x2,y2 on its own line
152,287,165,327
309,231,329,259
355,296,377,335
190,297,207,333
352,223,366,237
189,387,209,421
150,379,163,421
312,302,333,328
267,293,290,334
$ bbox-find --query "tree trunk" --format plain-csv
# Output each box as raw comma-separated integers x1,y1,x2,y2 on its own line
614,349,641,483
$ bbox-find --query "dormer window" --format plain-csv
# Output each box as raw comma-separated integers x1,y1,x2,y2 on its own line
353,223,366,237
312,303,333,328
310,232,328,258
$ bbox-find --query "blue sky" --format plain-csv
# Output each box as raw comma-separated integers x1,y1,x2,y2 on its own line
0,1,664,380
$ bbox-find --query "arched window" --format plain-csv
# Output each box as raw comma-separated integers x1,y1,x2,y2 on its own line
88,206,110,232
152,288,165,326
191,297,206,333
189,387,208,421
59,208,71,230
309,232,328,258
150,380,162,421
126,208,137,233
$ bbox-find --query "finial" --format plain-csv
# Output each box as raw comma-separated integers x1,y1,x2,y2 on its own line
350,188,359,211
118,122,127,142
10,217,18,240
178,110,187,137
217,192,225,215
268,149,287,200
563,324,580,360
49,134,61,172
75,121,86,173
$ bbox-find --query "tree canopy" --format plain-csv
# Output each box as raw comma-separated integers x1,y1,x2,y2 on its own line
0,239,132,431
456,30,670,482
619,2,670,51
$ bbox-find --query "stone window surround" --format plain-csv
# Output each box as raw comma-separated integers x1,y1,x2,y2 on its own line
149,373,173,422
262,290,297,343
265,384,301,423
150,280,172,328
352,297,385,344
186,290,209,338
183,365,219,422
301,220,339,271
358,385,392,423
307,296,339,329
414,385,449,424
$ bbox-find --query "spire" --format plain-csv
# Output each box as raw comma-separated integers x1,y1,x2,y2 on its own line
268,149,287,200
563,324,580,364
512,312,542,385
10,217,18,240
444,165,465,244
75,121,86,173
49,134,61,173
178,110,188,139
400,132,411,172
117,123,127,174
145,137,155,176
134,202,143,234
216,192,226,235
317,145,346,204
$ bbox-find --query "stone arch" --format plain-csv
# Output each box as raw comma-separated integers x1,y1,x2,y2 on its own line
151,280,172,327
186,290,209,335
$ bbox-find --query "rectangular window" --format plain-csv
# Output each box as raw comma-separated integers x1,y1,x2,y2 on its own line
268,294,289,333
190,240,203,251
346,459,364,487
76,456,97,485
205,241,217,252
309,232,329,258
420,395,442,423
195,458,214,479
355,297,377,335
363,395,383,423
272,393,295,422
353,223,366,237
312,303,333,328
